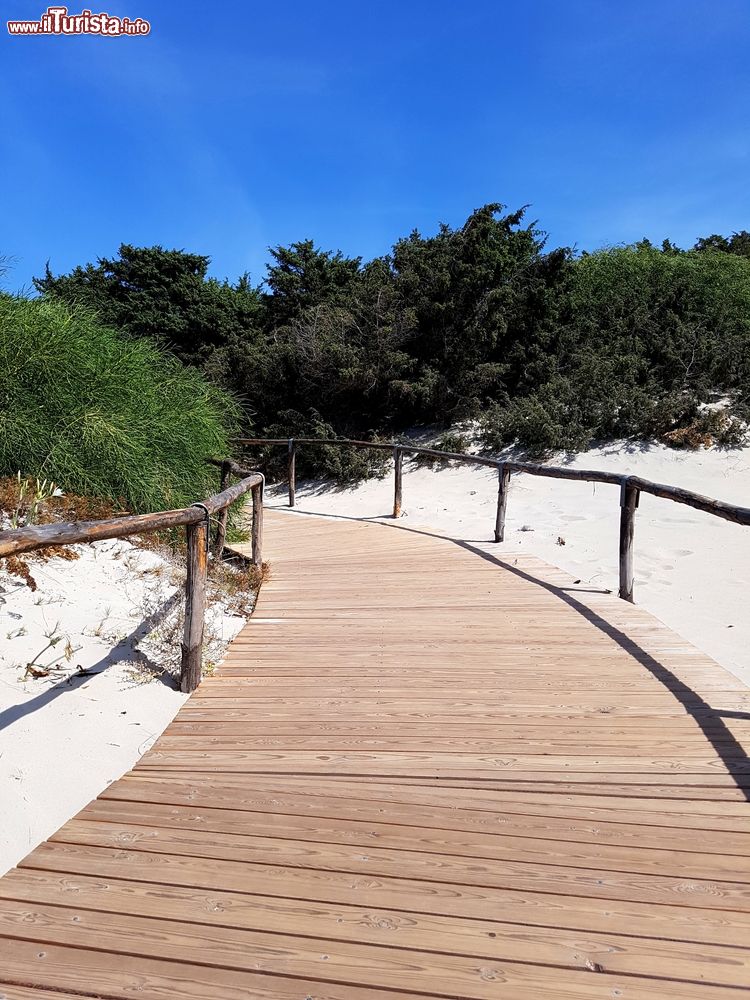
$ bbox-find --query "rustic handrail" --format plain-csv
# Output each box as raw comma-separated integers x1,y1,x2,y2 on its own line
0,463,264,692
236,435,750,604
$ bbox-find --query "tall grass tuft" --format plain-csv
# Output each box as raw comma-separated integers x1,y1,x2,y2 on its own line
0,295,242,513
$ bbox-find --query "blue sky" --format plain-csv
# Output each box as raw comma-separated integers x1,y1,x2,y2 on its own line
2,0,749,291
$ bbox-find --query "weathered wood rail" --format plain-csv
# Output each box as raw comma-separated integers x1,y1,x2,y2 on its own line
237,436,750,603
0,461,264,692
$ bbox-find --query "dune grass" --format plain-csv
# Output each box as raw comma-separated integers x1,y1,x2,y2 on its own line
0,295,242,513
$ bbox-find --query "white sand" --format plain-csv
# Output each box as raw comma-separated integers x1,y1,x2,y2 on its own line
0,537,246,875
267,441,750,685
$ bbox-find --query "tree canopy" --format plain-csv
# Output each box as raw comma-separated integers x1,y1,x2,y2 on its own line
32,206,750,465
35,244,263,368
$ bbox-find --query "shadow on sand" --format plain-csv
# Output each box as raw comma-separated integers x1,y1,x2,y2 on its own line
0,592,181,733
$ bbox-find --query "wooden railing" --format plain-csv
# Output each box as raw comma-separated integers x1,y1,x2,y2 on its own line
0,462,264,693
237,437,750,605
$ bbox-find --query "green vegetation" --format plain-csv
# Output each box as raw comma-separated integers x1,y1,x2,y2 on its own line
0,295,241,511
482,242,750,453
24,211,750,475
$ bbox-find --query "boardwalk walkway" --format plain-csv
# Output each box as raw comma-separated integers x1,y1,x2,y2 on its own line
1,509,750,998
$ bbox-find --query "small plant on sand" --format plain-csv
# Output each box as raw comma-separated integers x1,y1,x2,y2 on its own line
86,606,113,639
21,623,81,679
209,556,268,617
118,542,267,686
9,473,63,529
662,410,748,449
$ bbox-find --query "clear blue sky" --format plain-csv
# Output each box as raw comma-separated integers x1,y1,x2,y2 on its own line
2,0,749,291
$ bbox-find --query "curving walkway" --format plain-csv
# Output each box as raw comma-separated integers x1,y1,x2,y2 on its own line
0,509,749,998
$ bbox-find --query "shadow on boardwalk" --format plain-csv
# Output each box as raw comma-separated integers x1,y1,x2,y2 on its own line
280,507,750,802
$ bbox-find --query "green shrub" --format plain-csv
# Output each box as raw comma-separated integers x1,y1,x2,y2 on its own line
434,431,469,454
480,394,588,458
414,430,471,468
662,409,748,449
0,295,242,512
253,408,390,483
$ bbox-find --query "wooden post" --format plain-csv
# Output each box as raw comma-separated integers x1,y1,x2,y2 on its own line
619,479,639,603
213,459,232,557
494,464,511,543
180,516,208,693
288,438,296,508
251,480,264,568
393,446,403,518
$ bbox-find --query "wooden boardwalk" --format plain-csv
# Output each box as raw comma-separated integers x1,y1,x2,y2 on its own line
1,509,750,999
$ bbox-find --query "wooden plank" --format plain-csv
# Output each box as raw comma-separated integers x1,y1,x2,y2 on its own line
74,795,750,861
136,748,750,776
166,717,750,735
130,768,750,801
20,839,750,912
162,727,750,746
3,868,750,985
0,989,92,1000
17,845,750,951
106,772,750,828
57,813,750,881
0,938,430,1000
0,898,748,999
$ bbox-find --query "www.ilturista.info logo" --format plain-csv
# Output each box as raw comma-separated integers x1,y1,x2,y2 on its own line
8,6,150,35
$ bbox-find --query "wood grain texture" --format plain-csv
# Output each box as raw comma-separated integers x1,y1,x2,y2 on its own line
618,479,639,602
251,481,264,567
180,518,208,693
393,446,403,518
1,508,749,998
494,463,511,542
287,438,296,507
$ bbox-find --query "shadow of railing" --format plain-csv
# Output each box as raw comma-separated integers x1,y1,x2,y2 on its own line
411,523,750,801
0,591,182,733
